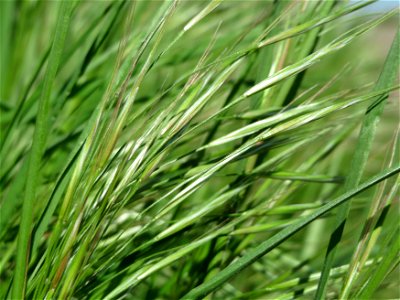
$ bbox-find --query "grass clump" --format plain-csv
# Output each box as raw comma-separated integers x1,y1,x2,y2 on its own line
0,1,399,299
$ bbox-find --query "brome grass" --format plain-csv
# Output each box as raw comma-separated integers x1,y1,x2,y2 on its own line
0,1,399,299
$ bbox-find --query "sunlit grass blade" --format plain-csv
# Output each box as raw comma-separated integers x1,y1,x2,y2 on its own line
1,1,398,299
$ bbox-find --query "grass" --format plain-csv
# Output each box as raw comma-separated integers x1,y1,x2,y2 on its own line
0,1,399,299
11,2,74,298
315,27,400,300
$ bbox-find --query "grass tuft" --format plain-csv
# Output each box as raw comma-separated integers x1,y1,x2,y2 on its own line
1,1,399,299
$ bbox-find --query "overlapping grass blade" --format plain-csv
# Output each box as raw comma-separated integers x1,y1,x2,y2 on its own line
1,1,398,299
315,29,400,300
182,165,400,299
10,2,74,298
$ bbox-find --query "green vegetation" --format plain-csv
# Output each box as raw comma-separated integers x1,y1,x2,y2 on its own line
0,1,398,299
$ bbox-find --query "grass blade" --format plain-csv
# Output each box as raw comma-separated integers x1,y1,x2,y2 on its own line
10,1,74,298
356,223,400,298
182,165,400,299
314,29,400,300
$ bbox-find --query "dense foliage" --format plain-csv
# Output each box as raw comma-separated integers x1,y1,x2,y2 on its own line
0,1,399,299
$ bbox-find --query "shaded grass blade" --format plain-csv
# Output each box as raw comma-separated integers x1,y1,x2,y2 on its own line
182,165,400,299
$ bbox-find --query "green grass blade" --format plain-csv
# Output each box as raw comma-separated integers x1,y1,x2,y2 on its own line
356,224,400,298
0,0,13,101
10,1,74,298
181,165,400,300
2,1,399,299
244,9,397,98
314,29,400,300
257,0,374,48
